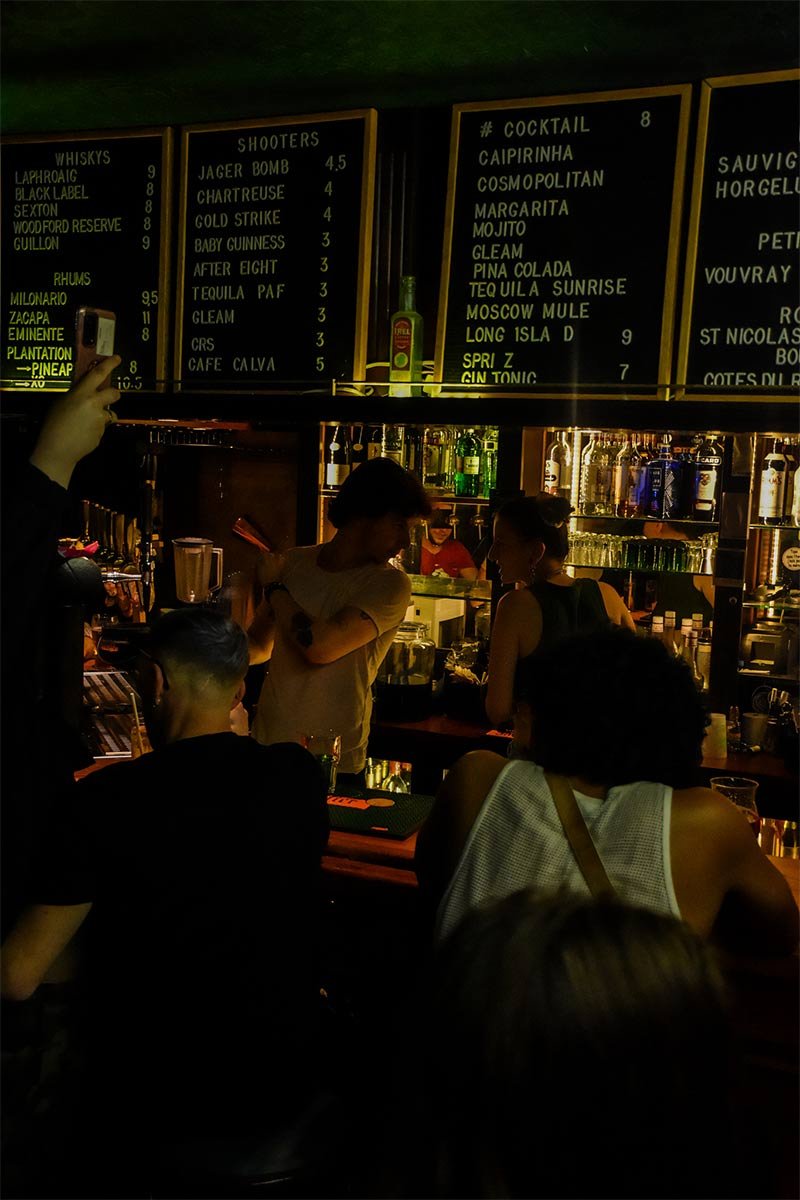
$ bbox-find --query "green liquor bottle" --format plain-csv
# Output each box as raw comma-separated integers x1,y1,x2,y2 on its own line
453,428,481,498
389,275,423,397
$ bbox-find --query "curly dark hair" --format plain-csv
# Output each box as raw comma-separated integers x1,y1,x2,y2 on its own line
516,626,708,788
496,493,571,560
327,456,431,527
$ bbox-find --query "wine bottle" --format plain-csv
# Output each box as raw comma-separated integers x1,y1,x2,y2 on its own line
662,438,686,520
389,276,423,397
544,430,572,502
481,427,499,497
383,424,405,466
579,432,598,515
453,428,481,498
792,458,800,527
693,434,723,520
682,630,704,690
404,426,423,477
663,610,677,653
624,438,644,518
695,632,711,693
350,424,367,467
757,438,787,525
325,425,350,487
439,427,455,492
423,427,444,489
367,425,384,460
782,439,797,522
612,435,632,517
594,433,614,515
632,435,653,516
646,433,672,518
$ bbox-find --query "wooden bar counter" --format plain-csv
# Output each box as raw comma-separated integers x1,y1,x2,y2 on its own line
369,713,800,820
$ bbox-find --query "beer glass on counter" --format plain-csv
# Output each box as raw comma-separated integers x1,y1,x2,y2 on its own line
710,776,761,838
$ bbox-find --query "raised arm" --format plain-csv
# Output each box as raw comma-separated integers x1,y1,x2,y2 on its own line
247,596,277,664
252,550,402,667
1,903,92,1001
597,580,636,631
29,356,122,489
270,588,379,665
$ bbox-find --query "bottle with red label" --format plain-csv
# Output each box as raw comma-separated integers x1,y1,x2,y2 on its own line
389,275,423,397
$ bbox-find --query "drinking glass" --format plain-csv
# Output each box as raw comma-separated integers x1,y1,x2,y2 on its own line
710,775,761,838
301,731,341,793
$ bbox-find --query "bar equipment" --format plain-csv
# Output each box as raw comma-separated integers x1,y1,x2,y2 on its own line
375,621,436,720
172,537,223,604
231,514,273,553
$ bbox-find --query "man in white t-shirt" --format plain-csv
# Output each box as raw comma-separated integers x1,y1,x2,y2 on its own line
249,457,431,778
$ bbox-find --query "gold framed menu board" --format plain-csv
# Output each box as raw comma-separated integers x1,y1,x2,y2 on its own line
175,109,376,392
676,69,800,403
436,85,691,398
1,127,172,393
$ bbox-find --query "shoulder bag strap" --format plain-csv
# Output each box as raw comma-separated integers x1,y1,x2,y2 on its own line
544,772,617,898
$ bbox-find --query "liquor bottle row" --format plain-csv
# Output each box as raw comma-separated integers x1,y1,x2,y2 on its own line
324,423,499,498
756,438,800,527
544,430,727,522
647,613,712,693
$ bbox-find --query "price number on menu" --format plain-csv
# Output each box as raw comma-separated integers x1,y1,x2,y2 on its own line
314,154,346,372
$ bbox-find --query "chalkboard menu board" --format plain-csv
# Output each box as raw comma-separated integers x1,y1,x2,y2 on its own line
436,86,690,397
677,70,800,403
1,128,172,392
176,109,376,390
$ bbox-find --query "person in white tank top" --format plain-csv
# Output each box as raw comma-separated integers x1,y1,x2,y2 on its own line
417,628,797,956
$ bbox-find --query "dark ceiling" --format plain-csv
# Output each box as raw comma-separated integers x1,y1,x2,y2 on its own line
1,0,798,134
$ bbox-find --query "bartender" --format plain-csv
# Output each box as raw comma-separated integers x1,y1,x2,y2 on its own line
421,507,478,580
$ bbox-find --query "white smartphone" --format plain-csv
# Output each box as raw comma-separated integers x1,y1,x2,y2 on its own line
73,306,116,382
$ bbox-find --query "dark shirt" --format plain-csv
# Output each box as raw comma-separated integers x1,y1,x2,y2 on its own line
524,577,609,654
510,579,610,714
34,734,330,1142
1,463,75,934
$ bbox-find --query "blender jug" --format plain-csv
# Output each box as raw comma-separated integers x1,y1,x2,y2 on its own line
172,538,223,604
375,621,436,720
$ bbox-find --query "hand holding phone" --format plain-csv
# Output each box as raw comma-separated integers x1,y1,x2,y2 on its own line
74,306,117,383
30,355,122,488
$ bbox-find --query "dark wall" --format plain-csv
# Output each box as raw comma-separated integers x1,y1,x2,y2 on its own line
2,0,797,135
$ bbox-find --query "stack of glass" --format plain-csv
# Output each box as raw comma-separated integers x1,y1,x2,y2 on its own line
566,532,716,574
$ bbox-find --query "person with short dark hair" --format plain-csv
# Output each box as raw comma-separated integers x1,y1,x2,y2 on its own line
249,457,431,780
416,890,741,1199
416,628,797,956
485,493,616,729
1,606,330,1194
421,506,478,580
